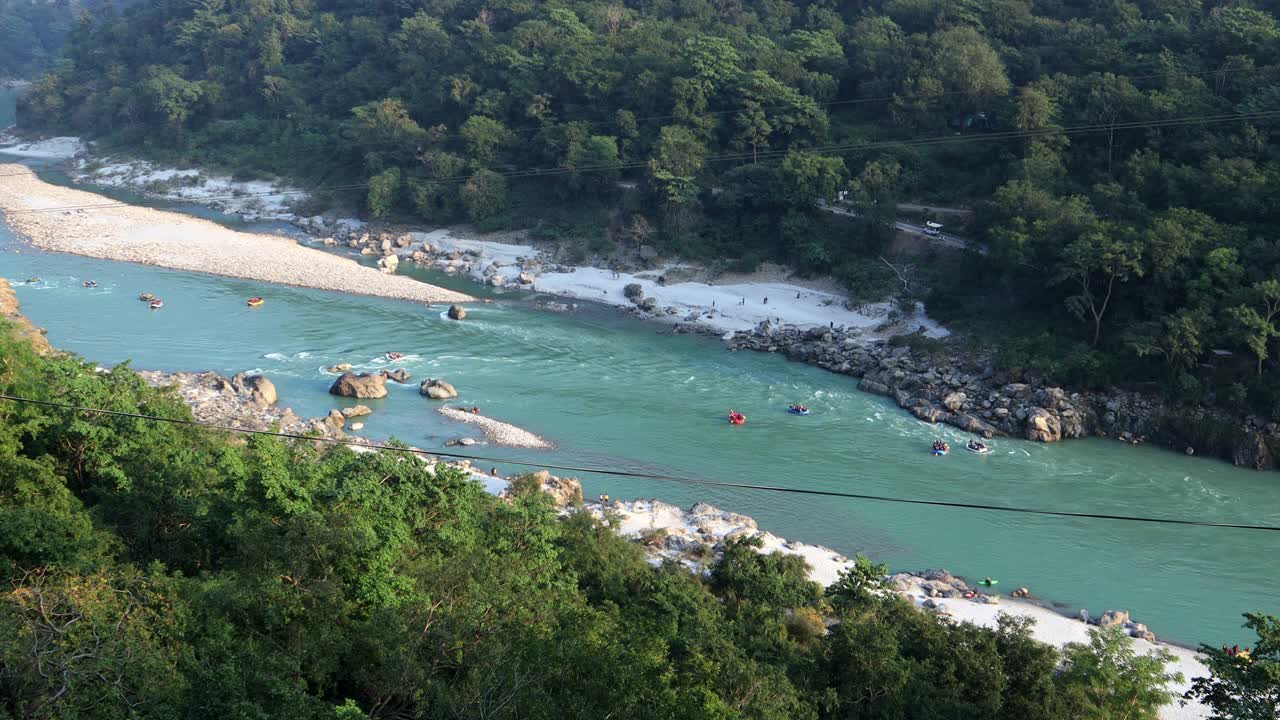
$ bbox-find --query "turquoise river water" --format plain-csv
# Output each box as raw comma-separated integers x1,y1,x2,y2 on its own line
2,90,1278,647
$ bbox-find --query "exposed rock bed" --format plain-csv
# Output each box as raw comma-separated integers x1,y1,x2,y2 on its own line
136,370,351,440
437,406,552,449
719,321,1278,470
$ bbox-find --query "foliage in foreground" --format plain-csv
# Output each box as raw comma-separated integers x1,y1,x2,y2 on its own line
0,318,1266,719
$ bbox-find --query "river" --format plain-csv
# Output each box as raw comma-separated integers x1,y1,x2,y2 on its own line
2,92,1277,648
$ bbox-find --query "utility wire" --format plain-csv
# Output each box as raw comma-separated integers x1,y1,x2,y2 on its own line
5,109,1279,216
2,393,1278,532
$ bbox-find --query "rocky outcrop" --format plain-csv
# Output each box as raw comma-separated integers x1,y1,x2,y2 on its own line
231,373,277,407
1024,408,1061,442
623,283,644,302
378,254,399,274
329,371,388,399
384,368,411,384
136,369,349,440
420,378,458,400
340,405,372,418
512,470,584,506
447,304,466,320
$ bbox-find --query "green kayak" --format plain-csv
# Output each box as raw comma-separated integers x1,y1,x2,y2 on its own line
979,579,999,586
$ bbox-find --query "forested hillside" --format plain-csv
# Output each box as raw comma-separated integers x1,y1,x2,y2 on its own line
15,317,1278,719
18,0,1280,416
0,0,127,79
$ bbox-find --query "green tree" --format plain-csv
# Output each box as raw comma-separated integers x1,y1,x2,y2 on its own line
1057,625,1184,720
459,115,511,166
366,167,400,218
460,169,509,221
1054,229,1144,346
1185,613,1280,719
648,125,707,204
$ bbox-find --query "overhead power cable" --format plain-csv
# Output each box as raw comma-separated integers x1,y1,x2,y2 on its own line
1,393,1278,532
5,109,1279,216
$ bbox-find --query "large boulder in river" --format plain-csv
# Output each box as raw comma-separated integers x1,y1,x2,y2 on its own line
329,372,388,399
232,373,277,407
1024,407,1061,442
447,304,467,320
384,368,411,383
378,254,399,274
419,378,458,400
623,283,644,302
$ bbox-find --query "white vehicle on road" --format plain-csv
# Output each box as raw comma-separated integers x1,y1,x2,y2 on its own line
923,221,943,236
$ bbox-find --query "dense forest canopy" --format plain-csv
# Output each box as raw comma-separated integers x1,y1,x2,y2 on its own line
0,0,131,79
3,317,1279,719
15,0,1280,416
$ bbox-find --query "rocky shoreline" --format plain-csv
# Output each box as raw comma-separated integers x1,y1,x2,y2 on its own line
714,322,1277,470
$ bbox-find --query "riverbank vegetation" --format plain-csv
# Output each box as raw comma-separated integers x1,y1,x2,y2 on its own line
6,318,1276,718
15,0,1280,417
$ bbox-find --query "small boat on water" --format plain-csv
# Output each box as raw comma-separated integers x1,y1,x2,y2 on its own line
965,441,992,455
246,297,265,307
139,293,155,301
931,440,950,456
787,404,810,415
148,299,164,310
26,277,40,284
82,280,97,288
385,351,405,360
728,411,746,426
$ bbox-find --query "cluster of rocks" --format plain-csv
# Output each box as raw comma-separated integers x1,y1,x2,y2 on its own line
1092,609,1158,643
725,323,1087,442
136,370,353,439
723,321,1279,468
294,218,570,291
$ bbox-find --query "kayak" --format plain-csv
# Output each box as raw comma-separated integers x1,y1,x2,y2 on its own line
83,280,97,288
787,407,810,415
149,299,164,310
246,297,265,307
965,444,992,455
979,579,999,586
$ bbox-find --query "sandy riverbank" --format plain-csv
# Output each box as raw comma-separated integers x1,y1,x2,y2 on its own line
0,164,473,304
437,406,552,449
407,228,948,338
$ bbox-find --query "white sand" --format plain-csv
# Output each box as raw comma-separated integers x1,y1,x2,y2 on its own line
414,229,948,338
0,164,473,304
437,406,552,449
